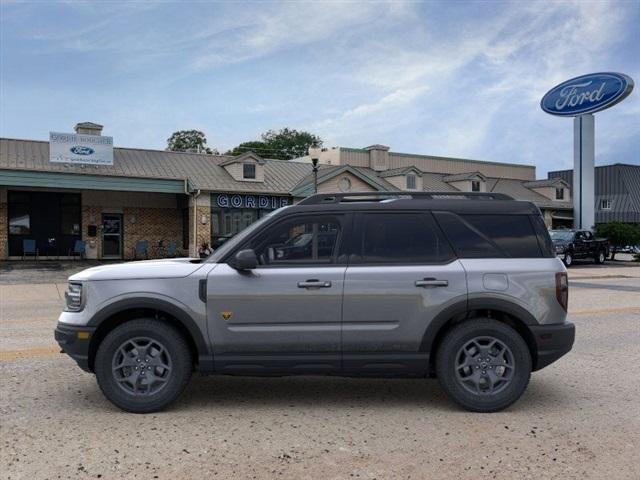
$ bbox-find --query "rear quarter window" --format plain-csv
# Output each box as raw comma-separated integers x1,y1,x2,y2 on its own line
434,212,545,258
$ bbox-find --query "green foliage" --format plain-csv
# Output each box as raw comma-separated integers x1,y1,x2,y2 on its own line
594,222,640,260
225,141,269,157
226,128,322,160
167,130,217,154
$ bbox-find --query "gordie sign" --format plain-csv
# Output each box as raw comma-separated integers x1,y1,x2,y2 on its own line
213,193,289,210
541,72,634,116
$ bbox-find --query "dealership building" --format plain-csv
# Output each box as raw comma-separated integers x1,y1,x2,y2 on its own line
0,122,584,261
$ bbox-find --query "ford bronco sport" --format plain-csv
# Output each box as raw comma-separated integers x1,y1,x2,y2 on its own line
55,192,575,413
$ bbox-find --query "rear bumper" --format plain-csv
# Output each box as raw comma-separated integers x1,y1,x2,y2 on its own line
530,321,575,371
54,323,96,372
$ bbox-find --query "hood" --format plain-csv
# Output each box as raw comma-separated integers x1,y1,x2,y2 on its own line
69,258,206,282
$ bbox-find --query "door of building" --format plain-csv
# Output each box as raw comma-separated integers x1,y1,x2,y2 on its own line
102,213,123,259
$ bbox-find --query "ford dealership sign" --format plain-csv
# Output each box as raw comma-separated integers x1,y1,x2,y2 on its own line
50,132,114,165
541,72,634,116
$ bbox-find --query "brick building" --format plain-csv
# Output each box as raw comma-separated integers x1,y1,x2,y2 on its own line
1,123,575,261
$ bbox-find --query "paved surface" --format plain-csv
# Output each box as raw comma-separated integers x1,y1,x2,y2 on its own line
1,263,639,479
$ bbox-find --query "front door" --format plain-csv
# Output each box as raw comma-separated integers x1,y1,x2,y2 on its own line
341,212,467,375
207,213,348,374
102,214,123,259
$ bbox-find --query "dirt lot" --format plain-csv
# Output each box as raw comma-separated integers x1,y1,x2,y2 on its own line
1,261,639,479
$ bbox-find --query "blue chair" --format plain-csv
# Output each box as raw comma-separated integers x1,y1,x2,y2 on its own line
69,240,86,260
166,240,177,258
22,239,38,261
133,240,149,260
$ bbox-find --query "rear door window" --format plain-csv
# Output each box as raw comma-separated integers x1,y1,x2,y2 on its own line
353,212,454,264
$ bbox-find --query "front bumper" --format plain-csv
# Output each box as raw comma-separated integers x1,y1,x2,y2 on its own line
556,253,565,260
54,323,96,372
530,321,575,371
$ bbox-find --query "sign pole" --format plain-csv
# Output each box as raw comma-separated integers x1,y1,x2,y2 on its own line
573,114,595,229
540,72,633,230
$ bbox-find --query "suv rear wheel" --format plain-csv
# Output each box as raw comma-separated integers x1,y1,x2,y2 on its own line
95,319,192,413
436,319,531,412
595,250,606,264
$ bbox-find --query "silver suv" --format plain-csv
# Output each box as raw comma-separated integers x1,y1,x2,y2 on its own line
55,192,574,413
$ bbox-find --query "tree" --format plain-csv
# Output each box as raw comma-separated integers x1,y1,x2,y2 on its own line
593,222,640,260
167,130,217,154
226,128,322,160
225,141,269,157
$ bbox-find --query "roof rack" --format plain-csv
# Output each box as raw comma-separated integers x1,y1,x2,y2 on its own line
297,191,513,205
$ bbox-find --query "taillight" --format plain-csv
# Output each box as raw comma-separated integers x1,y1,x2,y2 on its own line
555,272,568,312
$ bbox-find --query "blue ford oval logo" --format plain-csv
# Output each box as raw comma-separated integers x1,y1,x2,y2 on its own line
541,72,634,116
70,146,95,155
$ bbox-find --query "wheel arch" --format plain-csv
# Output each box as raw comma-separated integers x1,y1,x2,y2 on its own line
422,298,539,375
87,298,212,373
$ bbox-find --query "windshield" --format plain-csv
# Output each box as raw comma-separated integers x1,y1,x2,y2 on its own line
206,207,289,263
549,230,574,241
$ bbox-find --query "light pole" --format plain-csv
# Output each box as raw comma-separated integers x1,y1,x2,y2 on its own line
308,144,321,194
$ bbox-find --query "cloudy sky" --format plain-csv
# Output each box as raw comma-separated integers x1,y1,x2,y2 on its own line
1,0,638,176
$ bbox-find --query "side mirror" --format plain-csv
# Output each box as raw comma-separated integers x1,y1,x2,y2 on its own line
233,249,258,270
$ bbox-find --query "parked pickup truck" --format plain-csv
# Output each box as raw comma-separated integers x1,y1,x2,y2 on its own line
549,230,609,267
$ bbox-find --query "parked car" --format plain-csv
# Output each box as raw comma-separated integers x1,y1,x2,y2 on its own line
549,230,609,267
55,192,574,413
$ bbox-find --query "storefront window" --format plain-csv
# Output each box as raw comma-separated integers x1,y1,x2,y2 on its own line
9,208,30,234
8,192,30,234
210,194,291,249
7,191,81,257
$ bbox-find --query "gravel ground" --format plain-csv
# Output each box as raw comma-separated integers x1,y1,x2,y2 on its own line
1,264,639,479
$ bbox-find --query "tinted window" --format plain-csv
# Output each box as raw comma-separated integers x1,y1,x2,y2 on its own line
461,215,542,258
355,213,454,264
250,215,340,265
433,212,502,258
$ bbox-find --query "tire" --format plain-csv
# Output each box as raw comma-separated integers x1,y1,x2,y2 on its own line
595,250,606,264
563,253,573,267
435,319,531,413
95,319,192,413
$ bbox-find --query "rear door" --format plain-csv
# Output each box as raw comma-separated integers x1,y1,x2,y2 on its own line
207,213,348,374
341,211,467,375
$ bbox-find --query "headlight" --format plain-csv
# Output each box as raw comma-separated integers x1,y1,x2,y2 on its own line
555,244,565,253
64,283,84,312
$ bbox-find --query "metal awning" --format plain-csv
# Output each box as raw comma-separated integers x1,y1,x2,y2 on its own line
0,169,187,194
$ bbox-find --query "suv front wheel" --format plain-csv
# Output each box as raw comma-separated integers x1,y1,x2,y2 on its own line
436,319,531,412
95,319,192,413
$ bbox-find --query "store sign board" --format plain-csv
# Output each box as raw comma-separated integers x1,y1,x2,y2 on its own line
49,132,114,165
213,193,290,210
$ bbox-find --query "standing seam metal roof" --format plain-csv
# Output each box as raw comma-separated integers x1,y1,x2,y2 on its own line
0,138,312,194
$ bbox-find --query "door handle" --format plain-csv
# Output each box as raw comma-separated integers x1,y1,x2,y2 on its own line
297,279,332,289
415,278,448,288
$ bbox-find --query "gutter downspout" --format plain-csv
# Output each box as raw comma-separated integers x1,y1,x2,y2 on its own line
192,188,201,258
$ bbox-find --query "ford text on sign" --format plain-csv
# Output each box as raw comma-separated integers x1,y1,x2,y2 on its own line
49,132,114,165
541,73,634,116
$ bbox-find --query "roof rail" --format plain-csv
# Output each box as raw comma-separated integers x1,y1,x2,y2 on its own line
297,191,513,205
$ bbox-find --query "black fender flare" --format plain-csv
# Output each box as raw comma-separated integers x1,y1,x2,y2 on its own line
87,297,213,371
420,297,538,353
